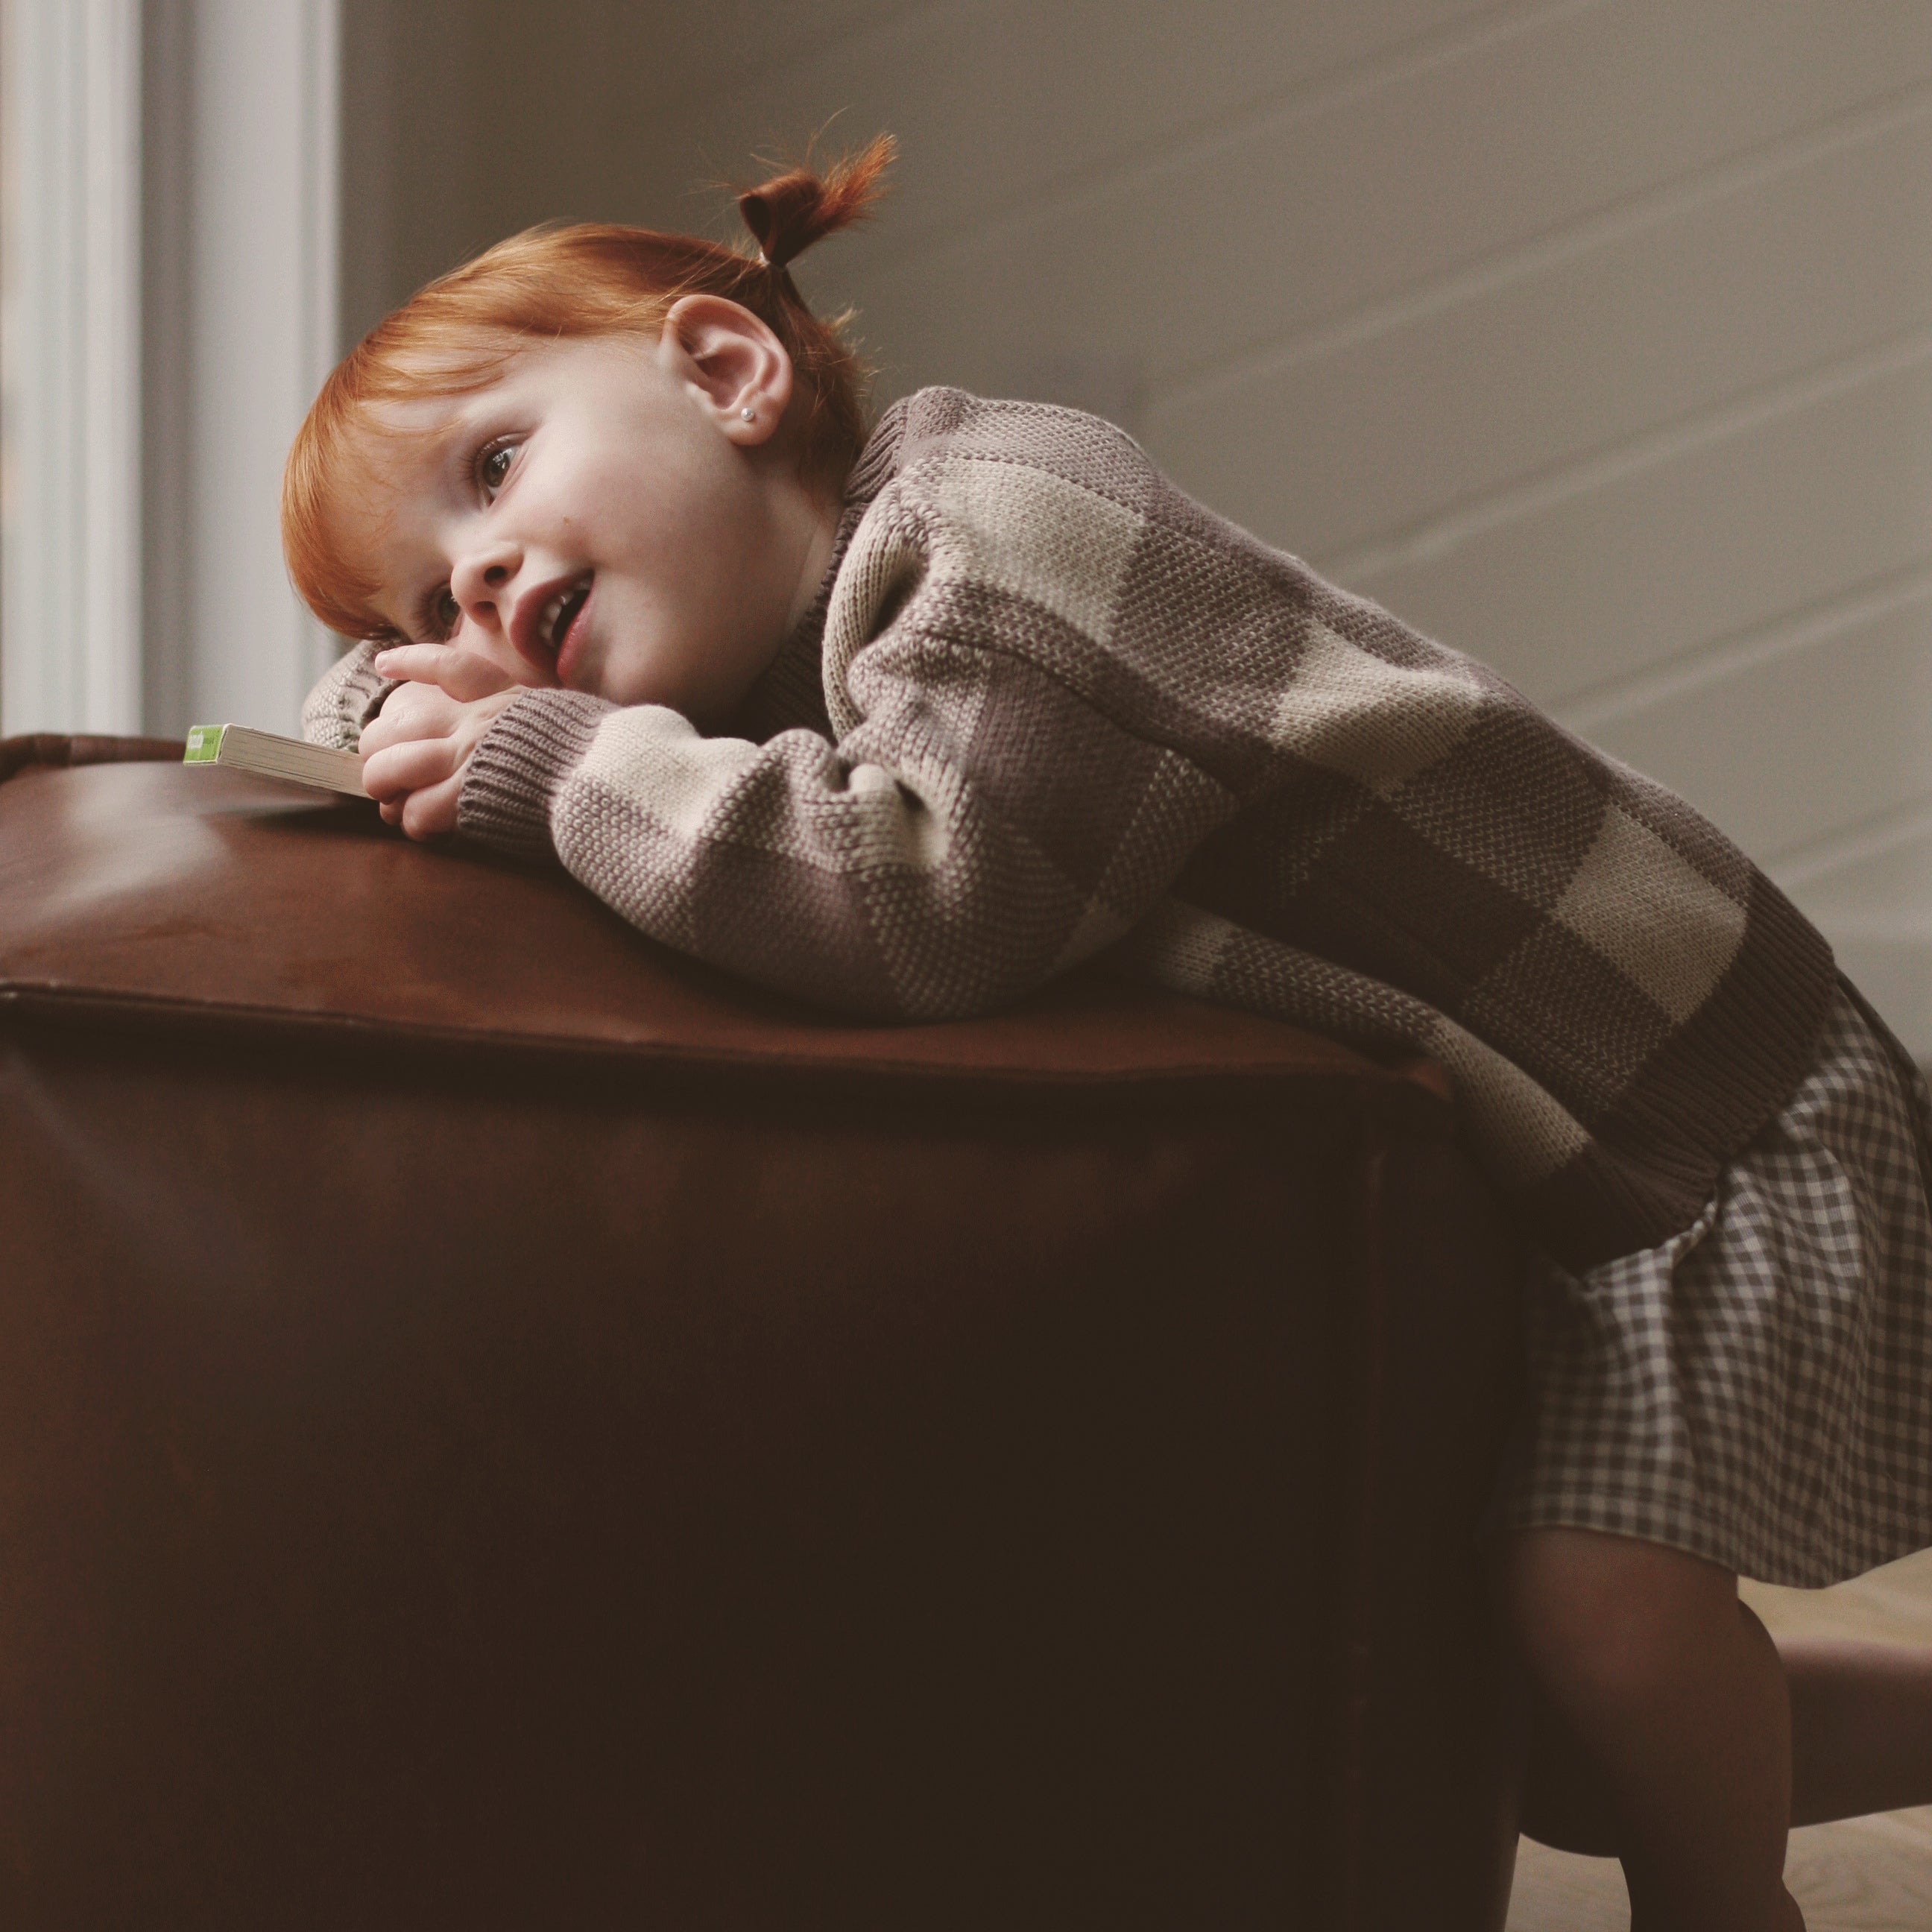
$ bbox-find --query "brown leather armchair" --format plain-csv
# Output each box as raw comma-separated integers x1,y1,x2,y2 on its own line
0,735,1527,1930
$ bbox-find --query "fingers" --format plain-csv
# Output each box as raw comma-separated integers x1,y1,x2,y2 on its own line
367,741,463,840
360,676,521,755
373,643,520,702
363,684,523,842
374,780,460,839
363,733,464,804
397,771,465,840
359,678,464,753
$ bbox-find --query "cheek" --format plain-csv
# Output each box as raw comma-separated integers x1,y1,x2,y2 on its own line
592,441,742,567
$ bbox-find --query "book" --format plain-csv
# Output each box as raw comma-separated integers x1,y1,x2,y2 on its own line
183,723,370,798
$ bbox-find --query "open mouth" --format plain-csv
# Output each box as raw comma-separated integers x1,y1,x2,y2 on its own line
538,573,593,657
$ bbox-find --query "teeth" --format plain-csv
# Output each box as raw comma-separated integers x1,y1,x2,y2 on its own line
537,578,589,653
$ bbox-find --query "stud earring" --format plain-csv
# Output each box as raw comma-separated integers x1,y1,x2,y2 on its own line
739,406,756,422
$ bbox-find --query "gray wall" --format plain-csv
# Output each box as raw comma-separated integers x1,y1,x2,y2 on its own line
340,0,1932,1051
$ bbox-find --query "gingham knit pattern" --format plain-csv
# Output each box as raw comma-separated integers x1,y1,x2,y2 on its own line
315,387,1839,1275
1493,978,1932,1586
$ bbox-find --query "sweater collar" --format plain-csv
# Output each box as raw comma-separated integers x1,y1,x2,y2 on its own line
722,397,912,743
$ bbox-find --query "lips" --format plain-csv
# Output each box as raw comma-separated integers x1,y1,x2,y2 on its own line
550,575,594,683
509,569,593,677
539,576,591,654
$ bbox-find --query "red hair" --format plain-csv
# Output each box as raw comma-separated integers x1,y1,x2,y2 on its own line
282,134,895,641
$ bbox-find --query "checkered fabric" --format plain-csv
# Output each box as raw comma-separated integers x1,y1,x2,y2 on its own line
318,387,1840,1274
1493,977,1932,1586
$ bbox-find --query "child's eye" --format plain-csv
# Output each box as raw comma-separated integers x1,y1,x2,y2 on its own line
432,587,460,638
479,440,520,499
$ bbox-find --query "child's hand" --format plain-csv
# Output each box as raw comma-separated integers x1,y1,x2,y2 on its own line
360,645,525,839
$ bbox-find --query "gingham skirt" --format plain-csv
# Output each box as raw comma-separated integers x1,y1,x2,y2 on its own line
1491,975,1932,1588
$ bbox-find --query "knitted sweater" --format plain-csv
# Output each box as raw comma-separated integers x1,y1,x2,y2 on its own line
305,387,1837,1271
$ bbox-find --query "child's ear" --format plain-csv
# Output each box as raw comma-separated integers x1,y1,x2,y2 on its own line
659,295,793,444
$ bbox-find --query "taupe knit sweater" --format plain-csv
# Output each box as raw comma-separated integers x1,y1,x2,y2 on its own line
306,387,1837,1269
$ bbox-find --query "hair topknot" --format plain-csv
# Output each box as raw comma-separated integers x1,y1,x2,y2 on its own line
738,130,897,270
283,133,897,641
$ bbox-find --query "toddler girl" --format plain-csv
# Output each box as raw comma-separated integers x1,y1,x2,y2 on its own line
285,136,1932,1929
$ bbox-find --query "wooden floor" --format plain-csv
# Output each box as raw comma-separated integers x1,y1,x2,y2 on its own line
1506,1547,1932,1931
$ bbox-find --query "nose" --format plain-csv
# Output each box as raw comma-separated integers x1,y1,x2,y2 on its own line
449,537,523,627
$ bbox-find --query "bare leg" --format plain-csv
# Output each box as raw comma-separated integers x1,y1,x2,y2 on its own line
1784,1637,1932,1823
1512,1620,1932,1837
1499,1527,1801,1931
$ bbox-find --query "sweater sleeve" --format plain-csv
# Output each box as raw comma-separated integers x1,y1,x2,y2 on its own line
300,640,396,751
455,482,1243,1020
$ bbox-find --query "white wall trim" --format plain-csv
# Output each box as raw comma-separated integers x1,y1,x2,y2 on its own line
141,0,342,737
297,0,342,698
1,0,144,736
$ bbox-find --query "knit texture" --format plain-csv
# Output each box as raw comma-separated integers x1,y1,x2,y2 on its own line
325,387,1838,1271
301,640,394,751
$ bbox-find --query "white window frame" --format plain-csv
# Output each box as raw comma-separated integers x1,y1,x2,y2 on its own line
1,0,143,735
1,0,340,740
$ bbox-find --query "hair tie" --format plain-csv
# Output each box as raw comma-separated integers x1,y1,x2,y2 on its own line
738,178,811,274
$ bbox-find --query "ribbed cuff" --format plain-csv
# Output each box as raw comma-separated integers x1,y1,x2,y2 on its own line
457,688,613,864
